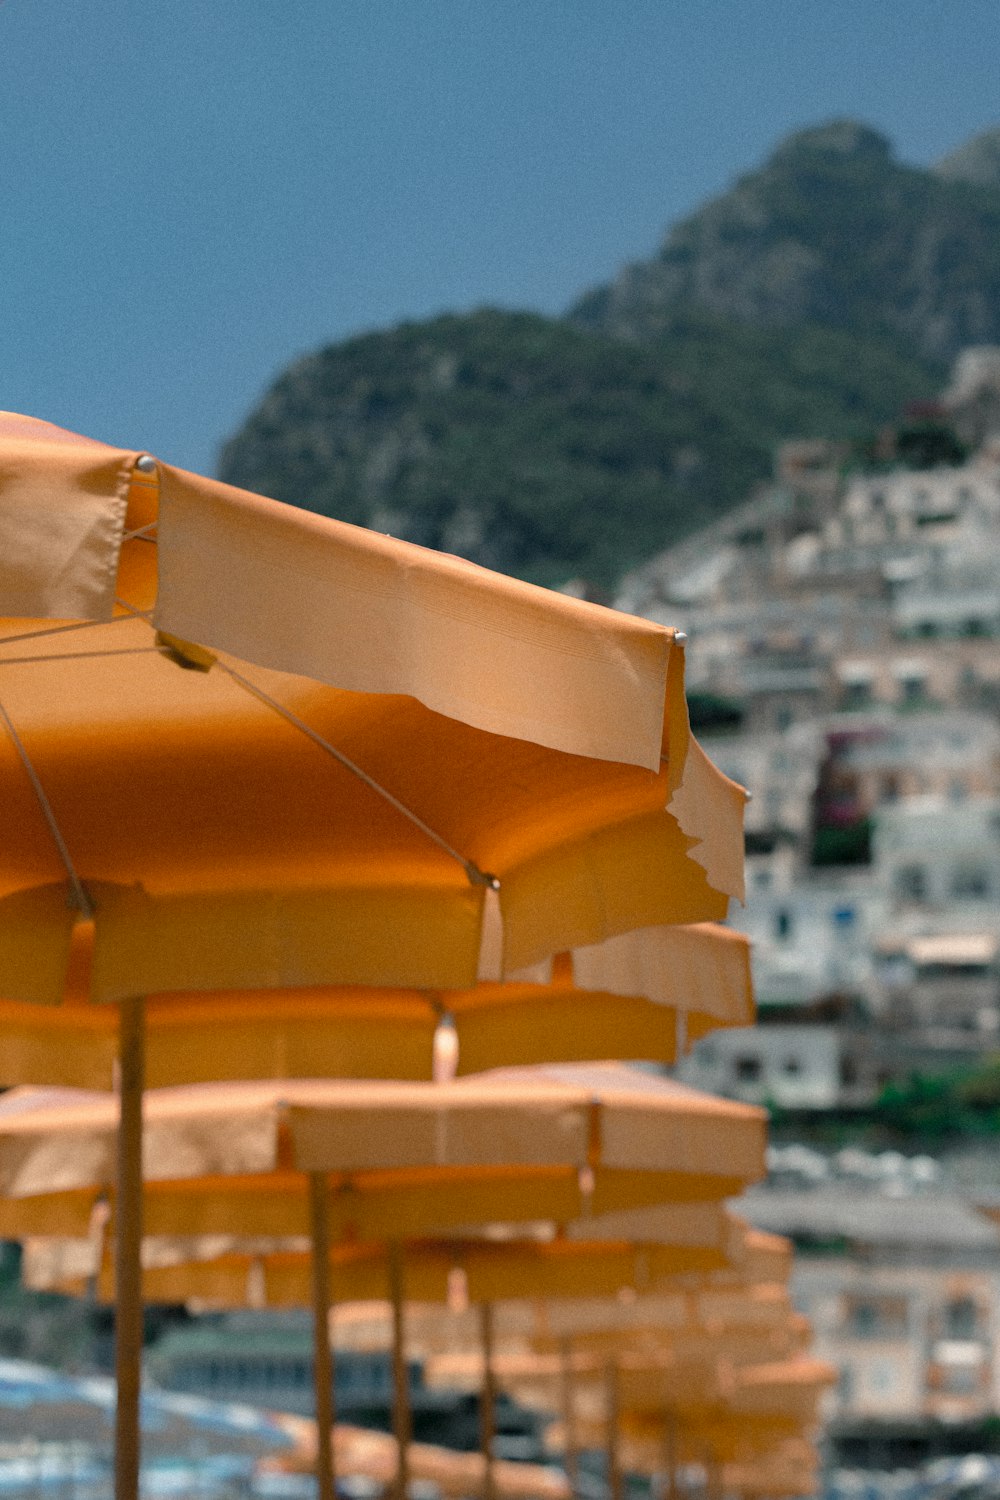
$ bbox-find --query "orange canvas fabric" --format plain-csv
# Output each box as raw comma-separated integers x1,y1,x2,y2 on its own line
0,1069,765,1195
0,914,754,1085
0,413,747,1009
26,1234,741,1308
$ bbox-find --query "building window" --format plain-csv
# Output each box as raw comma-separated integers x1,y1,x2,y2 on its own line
952,865,991,899
844,1296,908,1339
734,1055,762,1083
838,1365,855,1406
774,907,794,940
782,1055,803,1076
900,674,927,706
944,1296,978,1339
939,1364,978,1396
852,1302,879,1338
843,680,872,711
896,864,928,901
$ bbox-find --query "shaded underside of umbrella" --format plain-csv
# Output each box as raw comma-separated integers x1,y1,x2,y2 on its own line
273,1421,571,1500
0,921,754,1088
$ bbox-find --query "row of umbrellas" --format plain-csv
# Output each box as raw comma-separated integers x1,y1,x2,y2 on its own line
0,411,821,1498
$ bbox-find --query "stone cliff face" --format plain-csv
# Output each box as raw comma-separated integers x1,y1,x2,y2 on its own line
571,120,1000,364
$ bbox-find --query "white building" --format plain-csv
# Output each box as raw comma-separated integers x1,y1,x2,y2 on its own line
872,795,1000,921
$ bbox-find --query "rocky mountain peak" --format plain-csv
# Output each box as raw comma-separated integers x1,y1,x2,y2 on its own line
934,126,1000,189
571,121,1000,364
769,119,893,164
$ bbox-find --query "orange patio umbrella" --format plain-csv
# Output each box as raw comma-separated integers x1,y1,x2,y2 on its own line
415,1237,804,1500
26,1220,750,1308
0,412,751,1500
0,1068,765,1500
553,1361,831,1500
0,921,754,1090
268,1420,573,1500
0,413,747,1015
28,1226,758,1500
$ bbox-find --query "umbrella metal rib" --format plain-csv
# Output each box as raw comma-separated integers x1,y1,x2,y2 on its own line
115,599,500,889
218,659,498,889
0,697,94,919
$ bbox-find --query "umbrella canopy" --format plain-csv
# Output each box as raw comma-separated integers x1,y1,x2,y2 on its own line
0,413,747,1010
2,1066,762,1500
422,1314,812,1397
606,1431,820,1499
0,1068,766,1239
271,1422,572,1500
1,410,750,1500
25,1219,749,1306
0,921,754,1089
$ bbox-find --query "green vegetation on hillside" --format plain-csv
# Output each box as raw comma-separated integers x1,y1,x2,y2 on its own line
220,307,940,588
769,1055,1000,1148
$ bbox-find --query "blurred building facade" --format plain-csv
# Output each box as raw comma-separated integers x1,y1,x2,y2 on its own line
619,349,1000,1105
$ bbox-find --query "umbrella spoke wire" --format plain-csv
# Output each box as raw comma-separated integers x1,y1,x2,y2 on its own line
0,613,135,650
217,660,499,890
0,695,94,919
115,600,500,890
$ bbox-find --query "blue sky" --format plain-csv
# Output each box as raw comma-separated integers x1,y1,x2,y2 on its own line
3,0,999,474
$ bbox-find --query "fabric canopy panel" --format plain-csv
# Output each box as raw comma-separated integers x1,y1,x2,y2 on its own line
278,1423,572,1500
0,619,741,1002
0,922,754,1088
0,413,671,769
0,1166,726,1243
395,1231,794,1359
422,1310,811,1395
0,411,749,1008
580,1428,819,1495
0,1068,766,1237
25,1219,750,1309
24,1199,735,1289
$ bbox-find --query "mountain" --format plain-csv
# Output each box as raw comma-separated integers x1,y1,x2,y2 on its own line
571,120,1000,364
220,119,1000,587
935,126,1000,190
219,307,938,589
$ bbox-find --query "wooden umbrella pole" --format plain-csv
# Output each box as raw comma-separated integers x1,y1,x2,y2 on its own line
479,1301,497,1500
703,1447,719,1500
604,1357,623,1500
115,995,145,1500
388,1239,411,1500
663,1410,678,1500
559,1337,579,1494
308,1173,336,1500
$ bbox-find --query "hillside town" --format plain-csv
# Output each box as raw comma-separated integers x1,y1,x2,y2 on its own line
613,348,1000,1481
